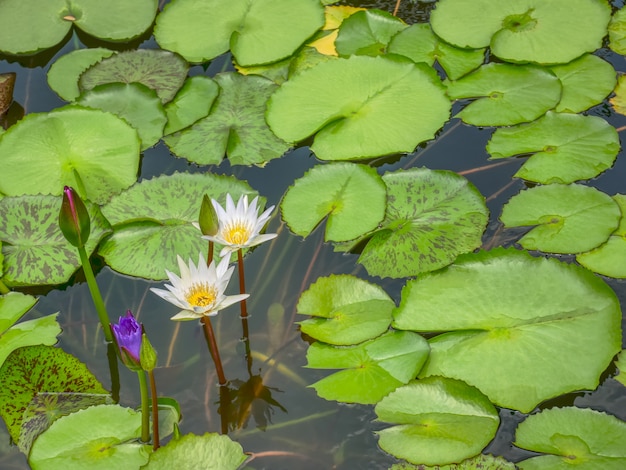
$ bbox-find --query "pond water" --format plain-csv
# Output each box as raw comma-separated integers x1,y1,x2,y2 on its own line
2,1,626,469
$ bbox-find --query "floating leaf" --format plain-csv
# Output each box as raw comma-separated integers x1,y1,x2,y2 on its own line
47,48,116,101
163,76,219,135
375,377,499,466
0,345,108,443
99,172,258,280
154,0,324,66
393,248,622,412
0,195,111,286
358,168,488,278
281,163,386,241
29,404,149,470
430,0,611,64
308,5,366,56
142,432,246,469
515,407,626,469
609,6,626,55
335,9,407,57
615,350,626,388
577,194,626,278
500,184,621,254
78,82,167,150
267,55,451,160
389,454,516,470
446,63,561,126
0,106,140,205
306,330,429,404
79,49,188,104
297,274,394,345
486,111,620,184
610,74,626,116
164,72,290,166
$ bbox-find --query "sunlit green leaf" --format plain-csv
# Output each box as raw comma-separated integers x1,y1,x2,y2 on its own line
0,292,37,334
163,76,219,135
609,6,626,55
281,163,386,241
615,349,626,388
500,184,620,254
486,111,620,184
393,248,622,412
610,74,626,116
267,55,451,160
375,377,499,466
335,9,407,57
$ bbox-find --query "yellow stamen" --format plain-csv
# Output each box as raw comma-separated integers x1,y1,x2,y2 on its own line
223,221,251,245
185,283,217,307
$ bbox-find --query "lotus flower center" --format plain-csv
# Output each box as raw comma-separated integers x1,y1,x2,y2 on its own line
186,283,218,307
223,222,251,245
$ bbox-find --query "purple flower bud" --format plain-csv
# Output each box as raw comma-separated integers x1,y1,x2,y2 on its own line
111,310,142,370
59,186,90,248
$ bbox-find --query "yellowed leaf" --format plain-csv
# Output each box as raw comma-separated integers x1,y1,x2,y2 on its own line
609,74,626,115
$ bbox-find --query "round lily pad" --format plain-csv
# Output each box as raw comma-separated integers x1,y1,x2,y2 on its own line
334,9,407,57
267,55,451,160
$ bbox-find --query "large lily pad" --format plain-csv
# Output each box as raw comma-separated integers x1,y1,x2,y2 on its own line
0,106,140,205
154,0,324,66
296,274,394,345
0,0,157,55
306,330,429,404
334,9,407,57
99,172,258,280
164,72,290,166
393,248,622,412
163,76,219,135
446,63,561,126
430,0,611,64
500,184,621,254
515,407,626,469
486,111,620,184
281,163,386,241
375,376,499,466
0,195,112,286
358,168,488,279
266,55,451,160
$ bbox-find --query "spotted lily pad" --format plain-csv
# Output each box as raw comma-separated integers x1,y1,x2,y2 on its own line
334,9,407,57
79,49,189,104
0,195,112,286
164,72,290,166
486,111,620,184
281,163,386,241
375,377,499,466
358,168,488,279
446,63,561,126
500,184,621,254
163,76,219,135
393,248,622,412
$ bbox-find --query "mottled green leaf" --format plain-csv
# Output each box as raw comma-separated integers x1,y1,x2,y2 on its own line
163,76,219,135
335,9,407,57
389,454,516,469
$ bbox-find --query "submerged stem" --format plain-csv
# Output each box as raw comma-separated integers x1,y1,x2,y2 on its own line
201,316,227,385
77,245,112,342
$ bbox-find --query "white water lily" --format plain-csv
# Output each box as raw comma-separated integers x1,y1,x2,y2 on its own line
150,254,249,321
200,194,277,257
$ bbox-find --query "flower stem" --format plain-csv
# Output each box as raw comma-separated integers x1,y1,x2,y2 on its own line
237,249,248,319
201,316,227,386
137,370,150,443
207,240,214,266
148,370,160,450
77,245,112,342
106,341,121,403
0,279,10,295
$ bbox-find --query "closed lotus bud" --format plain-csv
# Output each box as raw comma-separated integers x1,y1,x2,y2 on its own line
59,186,90,248
111,310,143,371
198,193,219,236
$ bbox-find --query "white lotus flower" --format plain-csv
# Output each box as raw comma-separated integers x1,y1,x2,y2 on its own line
150,254,249,321
200,194,277,257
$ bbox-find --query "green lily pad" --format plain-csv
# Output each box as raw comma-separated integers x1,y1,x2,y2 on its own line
549,54,616,113
78,82,167,150
615,349,626,388
610,74,626,116
0,195,112,286
29,404,149,470
164,72,290,166
267,55,451,160
0,106,140,205
335,9,407,57
0,345,108,444
47,48,116,102
99,172,258,280
79,49,189,104
446,63,561,126
577,194,626,278
0,0,157,55
358,168,488,279
281,163,386,241
609,7,626,55
388,23,485,80
500,184,621,254
486,111,620,184
163,76,219,135
375,377,499,466
430,0,611,64
393,248,622,412
515,407,626,469
142,432,246,469
154,0,324,66
390,454,516,470
297,274,394,345
306,330,429,404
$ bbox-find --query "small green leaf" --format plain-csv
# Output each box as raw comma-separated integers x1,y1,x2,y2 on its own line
163,76,219,135
615,350,626,388
609,7,626,55
0,291,38,334
335,9,407,57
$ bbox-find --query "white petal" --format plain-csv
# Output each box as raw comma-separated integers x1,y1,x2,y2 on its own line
150,288,188,310
218,293,250,310
171,310,202,321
